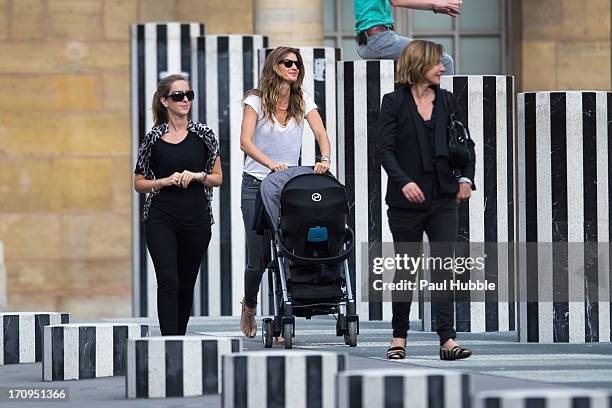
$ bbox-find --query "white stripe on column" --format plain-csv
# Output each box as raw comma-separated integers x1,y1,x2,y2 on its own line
517,93,528,343
183,340,202,396
468,76,485,333
148,340,165,398
405,373,427,407
96,326,113,377
364,375,384,407
596,93,611,342
536,92,553,343
144,23,158,320
166,23,181,75
565,92,585,343
353,61,370,319
444,374,462,407
325,49,338,176
496,77,509,331
19,314,34,363
206,37,221,317
380,60,395,321
301,49,316,165
126,340,136,398
43,327,51,380
337,63,346,186
322,354,339,408
247,354,266,408
229,36,247,316
217,339,233,393
285,356,306,408
63,327,79,381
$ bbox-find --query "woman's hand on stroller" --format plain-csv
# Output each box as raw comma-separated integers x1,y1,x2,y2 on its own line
314,160,330,174
268,162,289,172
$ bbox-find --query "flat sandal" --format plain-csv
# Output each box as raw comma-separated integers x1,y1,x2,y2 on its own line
439,345,472,361
387,346,406,360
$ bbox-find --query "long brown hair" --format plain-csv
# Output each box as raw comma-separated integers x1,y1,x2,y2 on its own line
151,74,190,127
395,40,444,87
244,46,306,124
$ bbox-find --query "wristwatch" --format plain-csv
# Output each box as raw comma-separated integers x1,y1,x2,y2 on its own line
320,154,331,163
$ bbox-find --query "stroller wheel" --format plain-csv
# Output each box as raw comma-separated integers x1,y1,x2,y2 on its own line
262,318,273,348
283,323,293,349
344,321,358,347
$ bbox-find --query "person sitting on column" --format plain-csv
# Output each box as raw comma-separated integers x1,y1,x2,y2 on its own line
134,74,222,336
239,46,332,343
354,0,459,72
377,40,475,360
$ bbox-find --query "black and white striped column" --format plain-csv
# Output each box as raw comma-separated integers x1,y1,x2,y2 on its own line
337,60,401,323
126,336,241,398
130,22,206,319
337,368,471,408
194,35,268,317
518,91,612,343
258,47,341,173
433,76,516,333
43,323,149,381
1,312,69,365
222,350,346,408
474,388,612,408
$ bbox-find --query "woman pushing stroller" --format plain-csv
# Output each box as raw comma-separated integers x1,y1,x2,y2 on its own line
238,46,332,342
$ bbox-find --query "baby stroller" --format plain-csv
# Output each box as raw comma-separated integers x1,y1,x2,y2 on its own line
255,167,359,349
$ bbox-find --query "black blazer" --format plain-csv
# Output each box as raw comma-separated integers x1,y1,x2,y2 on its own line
377,85,476,210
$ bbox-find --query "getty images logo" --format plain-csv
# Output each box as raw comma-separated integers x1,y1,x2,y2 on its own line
311,192,322,202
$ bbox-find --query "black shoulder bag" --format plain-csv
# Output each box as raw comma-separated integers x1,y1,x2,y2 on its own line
442,91,472,169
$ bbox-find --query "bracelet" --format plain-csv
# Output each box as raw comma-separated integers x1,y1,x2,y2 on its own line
201,171,208,185
150,179,156,193
432,5,438,13
320,155,331,163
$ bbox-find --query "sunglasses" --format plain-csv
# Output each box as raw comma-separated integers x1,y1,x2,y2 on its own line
279,59,302,69
166,90,195,102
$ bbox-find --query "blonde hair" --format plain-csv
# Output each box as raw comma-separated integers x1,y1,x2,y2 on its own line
395,40,444,87
244,46,306,123
151,74,190,127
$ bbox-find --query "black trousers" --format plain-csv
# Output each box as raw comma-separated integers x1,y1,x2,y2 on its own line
145,221,211,335
388,196,458,345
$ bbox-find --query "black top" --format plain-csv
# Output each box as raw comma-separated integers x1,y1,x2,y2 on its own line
377,86,476,211
422,116,442,199
147,132,210,229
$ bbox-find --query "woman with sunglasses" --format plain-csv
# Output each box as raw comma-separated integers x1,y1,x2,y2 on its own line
239,46,332,342
134,74,222,335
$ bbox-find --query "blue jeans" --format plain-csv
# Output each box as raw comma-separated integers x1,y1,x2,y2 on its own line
357,30,455,75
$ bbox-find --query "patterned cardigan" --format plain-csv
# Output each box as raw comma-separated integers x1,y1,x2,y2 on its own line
135,120,220,223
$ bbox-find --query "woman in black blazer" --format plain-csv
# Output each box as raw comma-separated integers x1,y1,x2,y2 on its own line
378,40,475,360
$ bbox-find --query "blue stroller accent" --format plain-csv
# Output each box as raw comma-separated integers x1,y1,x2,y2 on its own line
256,167,359,349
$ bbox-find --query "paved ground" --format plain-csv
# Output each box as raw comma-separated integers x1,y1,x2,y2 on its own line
1,316,611,407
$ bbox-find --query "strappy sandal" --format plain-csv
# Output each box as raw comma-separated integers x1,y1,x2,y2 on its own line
387,346,406,360
240,299,257,339
439,346,472,361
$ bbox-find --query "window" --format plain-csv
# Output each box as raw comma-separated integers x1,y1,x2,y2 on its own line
394,0,507,74
324,0,360,60
324,0,508,74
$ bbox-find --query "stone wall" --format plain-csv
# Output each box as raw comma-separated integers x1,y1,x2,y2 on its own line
520,0,611,91
0,0,253,319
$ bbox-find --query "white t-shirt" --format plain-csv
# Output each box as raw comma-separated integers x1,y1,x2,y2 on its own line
242,92,317,180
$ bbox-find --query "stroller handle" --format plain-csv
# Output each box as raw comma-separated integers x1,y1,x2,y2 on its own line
277,226,354,265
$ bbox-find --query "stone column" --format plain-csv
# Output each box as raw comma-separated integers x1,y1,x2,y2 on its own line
130,23,206,318
337,60,399,322
517,91,612,343
432,75,516,334
194,35,268,317
254,0,324,47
